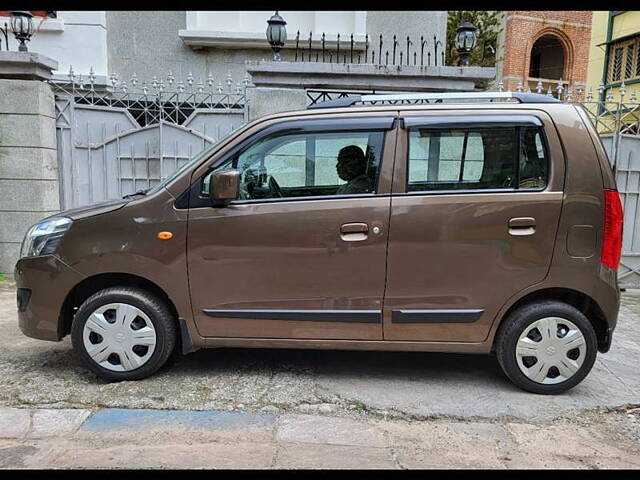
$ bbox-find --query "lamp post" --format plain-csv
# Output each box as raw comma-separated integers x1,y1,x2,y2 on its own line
10,11,34,52
266,11,287,61
455,20,476,67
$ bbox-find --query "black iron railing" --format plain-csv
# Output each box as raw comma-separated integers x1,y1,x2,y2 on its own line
290,32,446,67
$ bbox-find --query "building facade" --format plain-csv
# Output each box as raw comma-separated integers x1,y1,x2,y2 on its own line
586,11,640,102
0,11,447,84
496,11,592,94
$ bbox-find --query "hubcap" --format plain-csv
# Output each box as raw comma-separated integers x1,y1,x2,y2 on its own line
515,317,586,385
82,303,157,372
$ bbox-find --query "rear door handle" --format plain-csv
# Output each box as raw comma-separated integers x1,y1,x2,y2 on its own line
340,222,369,242
508,217,536,236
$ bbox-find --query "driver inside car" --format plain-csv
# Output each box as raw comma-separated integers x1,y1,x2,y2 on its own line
335,145,372,195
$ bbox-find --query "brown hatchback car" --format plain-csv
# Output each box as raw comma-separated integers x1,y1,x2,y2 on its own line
15,92,623,394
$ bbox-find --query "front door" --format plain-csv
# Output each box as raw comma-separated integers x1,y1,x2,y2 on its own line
187,115,398,340
384,110,565,343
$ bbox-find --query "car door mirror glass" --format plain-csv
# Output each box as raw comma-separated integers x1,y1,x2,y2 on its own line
211,169,240,204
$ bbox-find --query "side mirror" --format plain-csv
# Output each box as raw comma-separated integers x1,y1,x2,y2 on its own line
210,169,240,206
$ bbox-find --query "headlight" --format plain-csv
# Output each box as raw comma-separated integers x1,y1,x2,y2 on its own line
20,217,73,259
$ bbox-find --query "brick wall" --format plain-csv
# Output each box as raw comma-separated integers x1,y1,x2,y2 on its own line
501,11,592,92
0,11,54,17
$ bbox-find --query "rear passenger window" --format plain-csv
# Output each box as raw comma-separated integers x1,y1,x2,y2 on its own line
519,127,549,190
407,126,548,192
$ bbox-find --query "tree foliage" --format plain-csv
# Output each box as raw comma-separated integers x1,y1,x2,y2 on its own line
446,11,503,67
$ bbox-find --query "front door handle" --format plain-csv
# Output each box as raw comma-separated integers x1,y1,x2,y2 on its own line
508,217,536,236
340,222,369,242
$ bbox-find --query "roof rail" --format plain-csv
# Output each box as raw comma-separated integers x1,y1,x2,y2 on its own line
307,92,561,109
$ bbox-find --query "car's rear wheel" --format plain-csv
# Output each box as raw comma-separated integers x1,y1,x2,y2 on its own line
71,286,177,381
495,300,598,394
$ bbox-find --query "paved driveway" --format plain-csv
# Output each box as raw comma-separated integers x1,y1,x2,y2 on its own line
1,407,639,468
0,281,638,422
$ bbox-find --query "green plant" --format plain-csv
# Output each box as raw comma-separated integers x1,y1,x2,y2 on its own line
446,11,504,67
352,401,368,412
0,274,6,281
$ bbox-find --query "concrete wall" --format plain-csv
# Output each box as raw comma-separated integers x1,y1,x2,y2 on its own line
245,61,496,120
245,87,308,121
106,11,268,86
366,11,447,53
0,79,60,275
247,61,494,92
105,11,449,86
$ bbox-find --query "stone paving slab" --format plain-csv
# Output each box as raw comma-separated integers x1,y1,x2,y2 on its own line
80,408,275,432
52,442,278,469
0,443,40,468
275,442,397,469
393,445,508,469
0,407,638,469
378,420,510,469
276,413,387,447
0,408,30,439
379,419,512,447
503,422,640,469
75,408,277,445
28,409,91,439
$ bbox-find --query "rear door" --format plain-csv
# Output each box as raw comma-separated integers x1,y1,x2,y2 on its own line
384,109,565,342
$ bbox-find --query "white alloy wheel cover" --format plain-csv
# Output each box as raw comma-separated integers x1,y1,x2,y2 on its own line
515,317,587,384
82,302,157,372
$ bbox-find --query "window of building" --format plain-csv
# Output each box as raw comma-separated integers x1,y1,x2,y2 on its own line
407,126,548,192
529,35,565,80
607,35,640,84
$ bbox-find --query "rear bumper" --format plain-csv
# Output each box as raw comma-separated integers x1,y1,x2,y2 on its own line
15,255,84,341
592,266,621,352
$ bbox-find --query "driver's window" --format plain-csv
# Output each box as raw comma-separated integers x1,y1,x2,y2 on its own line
262,140,306,188
202,129,385,201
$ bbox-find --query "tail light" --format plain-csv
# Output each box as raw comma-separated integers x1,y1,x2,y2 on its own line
601,189,623,269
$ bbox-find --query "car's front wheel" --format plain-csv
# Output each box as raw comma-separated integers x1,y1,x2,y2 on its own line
495,300,598,394
71,286,177,381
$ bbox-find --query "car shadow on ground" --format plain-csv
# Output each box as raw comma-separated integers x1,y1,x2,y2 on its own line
169,346,510,385
14,340,515,394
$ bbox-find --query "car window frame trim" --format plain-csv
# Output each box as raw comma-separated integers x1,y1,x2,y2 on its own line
177,115,398,209
402,116,552,195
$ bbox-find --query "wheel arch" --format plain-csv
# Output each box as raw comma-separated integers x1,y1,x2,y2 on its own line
59,272,183,345
491,287,609,352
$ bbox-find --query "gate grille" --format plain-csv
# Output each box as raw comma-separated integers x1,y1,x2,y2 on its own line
51,69,248,209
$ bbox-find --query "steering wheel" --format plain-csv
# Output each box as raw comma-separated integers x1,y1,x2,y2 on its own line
267,175,284,198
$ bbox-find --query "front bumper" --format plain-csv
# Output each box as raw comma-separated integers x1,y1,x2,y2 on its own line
15,255,84,341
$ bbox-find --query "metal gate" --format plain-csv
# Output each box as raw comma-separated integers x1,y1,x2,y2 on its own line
51,70,248,209
580,98,640,288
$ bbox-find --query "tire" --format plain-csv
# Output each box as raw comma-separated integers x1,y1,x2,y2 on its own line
71,286,177,381
495,300,598,394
